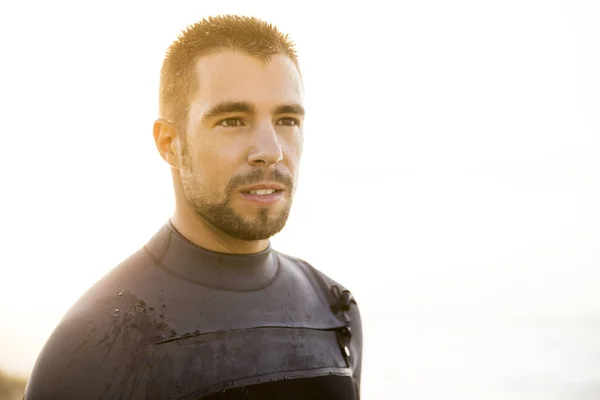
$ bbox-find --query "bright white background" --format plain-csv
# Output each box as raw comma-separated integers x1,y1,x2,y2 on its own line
0,0,599,398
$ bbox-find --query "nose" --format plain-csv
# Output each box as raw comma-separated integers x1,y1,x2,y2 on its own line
247,122,284,166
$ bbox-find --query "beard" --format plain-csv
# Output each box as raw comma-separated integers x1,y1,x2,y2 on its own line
189,193,293,241
180,149,295,241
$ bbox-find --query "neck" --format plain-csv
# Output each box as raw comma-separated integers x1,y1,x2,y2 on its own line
171,201,270,256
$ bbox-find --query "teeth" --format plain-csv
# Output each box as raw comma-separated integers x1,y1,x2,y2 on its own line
248,189,276,195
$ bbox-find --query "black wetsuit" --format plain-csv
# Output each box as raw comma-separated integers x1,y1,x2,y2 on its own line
25,221,362,399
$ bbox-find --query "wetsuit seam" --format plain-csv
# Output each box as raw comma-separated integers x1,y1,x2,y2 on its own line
154,324,347,345
142,229,171,265
159,229,173,264
174,367,353,400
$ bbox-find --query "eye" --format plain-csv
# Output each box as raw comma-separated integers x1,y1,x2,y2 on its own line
276,117,301,127
218,118,246,127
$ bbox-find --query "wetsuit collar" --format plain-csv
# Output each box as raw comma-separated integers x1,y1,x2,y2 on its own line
143,221,279,291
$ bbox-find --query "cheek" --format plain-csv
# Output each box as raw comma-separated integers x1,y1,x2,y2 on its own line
286,135,303,170
297,135,304,158
184,151,229,197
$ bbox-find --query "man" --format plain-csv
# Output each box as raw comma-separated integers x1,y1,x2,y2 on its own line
25,15,362,399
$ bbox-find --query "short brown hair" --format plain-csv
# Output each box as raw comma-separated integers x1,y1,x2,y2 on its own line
159,15,300,133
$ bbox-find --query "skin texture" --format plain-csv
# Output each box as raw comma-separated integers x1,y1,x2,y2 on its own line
153,51,304,254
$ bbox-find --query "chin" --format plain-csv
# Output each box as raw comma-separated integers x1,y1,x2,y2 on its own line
228,215,289,241
230,227,285,241
191,196,292,241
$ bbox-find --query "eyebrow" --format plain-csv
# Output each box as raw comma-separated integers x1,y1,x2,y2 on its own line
273,104,305,116
202,101,305,121
203,101,256,120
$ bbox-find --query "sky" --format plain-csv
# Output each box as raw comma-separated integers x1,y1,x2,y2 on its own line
0,0,599,398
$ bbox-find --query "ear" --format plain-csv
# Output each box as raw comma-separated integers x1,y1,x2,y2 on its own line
153,118,182,169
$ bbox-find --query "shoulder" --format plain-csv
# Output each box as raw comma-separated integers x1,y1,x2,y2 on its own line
277,253,364,389
276,251,360,305
25,247,158,400
274,250,363,341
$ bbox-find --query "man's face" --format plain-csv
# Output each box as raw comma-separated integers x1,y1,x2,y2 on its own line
179,51,304,241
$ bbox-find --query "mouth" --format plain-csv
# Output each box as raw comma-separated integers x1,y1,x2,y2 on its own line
238,185,286,205
241,188,284,195
238,182,287,194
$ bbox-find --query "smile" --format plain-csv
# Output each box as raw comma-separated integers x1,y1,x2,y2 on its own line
240,190,284,205
245,189,280,195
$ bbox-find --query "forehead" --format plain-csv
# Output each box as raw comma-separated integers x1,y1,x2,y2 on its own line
191,51,303,107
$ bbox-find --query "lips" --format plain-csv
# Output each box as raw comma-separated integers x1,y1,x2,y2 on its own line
245,188,280,195
237,182,286,206
238,182,287,193
240,190,285,205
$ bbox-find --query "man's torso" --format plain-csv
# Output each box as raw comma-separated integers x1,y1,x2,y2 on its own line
24,223,362,399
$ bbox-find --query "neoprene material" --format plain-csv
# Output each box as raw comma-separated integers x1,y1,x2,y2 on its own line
24,221,362,399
